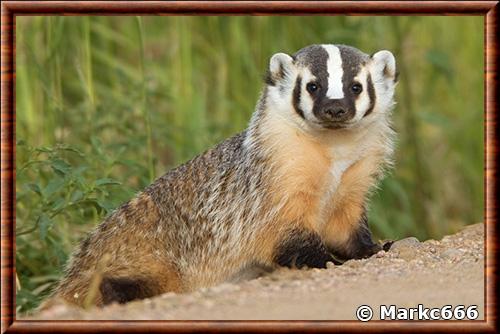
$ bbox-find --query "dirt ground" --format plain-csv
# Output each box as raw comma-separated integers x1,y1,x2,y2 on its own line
32,223,484,320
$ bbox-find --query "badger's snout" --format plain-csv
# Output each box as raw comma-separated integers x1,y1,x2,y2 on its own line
315,100,354,125
324,106,346,119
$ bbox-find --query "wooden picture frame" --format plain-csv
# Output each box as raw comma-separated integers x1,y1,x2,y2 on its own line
1,1,497,333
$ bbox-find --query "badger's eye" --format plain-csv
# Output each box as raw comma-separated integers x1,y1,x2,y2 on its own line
351,83,363,95
306,82,319,94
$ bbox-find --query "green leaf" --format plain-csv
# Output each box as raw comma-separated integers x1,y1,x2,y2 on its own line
50,197,66,212
70,190,84,203
58,146,85,157
50,159,72,175
94,178,121,187
90,136,103,154
38,214,53,241
26,183,42,196
84,197,103,211
71,166,89,188
96,200,115,213
34,147,53,153
42,178,66,198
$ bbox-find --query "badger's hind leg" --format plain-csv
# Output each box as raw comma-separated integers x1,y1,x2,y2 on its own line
98,260,183,306
100,276,157,305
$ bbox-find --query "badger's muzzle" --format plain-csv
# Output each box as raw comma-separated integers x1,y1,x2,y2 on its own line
313,99,355,128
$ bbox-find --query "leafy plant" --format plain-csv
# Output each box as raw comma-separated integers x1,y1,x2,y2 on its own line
15,140,139,313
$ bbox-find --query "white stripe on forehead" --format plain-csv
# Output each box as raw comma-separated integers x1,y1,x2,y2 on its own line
322,45,344,99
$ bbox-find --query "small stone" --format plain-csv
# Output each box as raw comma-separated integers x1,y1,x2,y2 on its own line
375,250,386,258
326,261,336,269
390,237,421,251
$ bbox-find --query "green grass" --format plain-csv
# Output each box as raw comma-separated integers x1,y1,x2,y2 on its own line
15,16,484,313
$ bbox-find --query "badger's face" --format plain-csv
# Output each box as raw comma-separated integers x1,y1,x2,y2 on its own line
265,44,397,131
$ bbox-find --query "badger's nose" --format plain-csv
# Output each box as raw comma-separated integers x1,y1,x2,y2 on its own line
324,107,346,120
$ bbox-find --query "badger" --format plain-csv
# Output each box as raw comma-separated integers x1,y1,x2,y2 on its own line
46,44,398,308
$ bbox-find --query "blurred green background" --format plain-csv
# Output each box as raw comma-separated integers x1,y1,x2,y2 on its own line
15,16,484,312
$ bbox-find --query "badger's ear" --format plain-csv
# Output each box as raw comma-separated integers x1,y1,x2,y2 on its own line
266,52,294,86
371,50,398,83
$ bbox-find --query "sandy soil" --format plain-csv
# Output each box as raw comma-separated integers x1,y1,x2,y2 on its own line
32,223,484,320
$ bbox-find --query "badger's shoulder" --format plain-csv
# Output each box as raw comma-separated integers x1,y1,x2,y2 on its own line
129,130,254,224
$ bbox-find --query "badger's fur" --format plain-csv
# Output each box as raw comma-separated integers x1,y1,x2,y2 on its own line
48,44,398,307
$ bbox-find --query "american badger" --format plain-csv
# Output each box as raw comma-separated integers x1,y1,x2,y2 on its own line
49,44,398,307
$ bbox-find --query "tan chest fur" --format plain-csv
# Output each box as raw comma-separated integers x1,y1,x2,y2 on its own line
259,112,388,253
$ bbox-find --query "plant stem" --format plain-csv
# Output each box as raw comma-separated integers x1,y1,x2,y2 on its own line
84,17,96,133
136,16,155,182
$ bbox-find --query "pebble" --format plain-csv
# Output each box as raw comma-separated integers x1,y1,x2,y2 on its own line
391,237,421,251
326,261,336,269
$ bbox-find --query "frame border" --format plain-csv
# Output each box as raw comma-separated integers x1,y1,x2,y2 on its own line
1,1,498,333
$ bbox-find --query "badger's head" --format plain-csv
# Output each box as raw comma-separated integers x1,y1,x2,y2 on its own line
265,44,397,131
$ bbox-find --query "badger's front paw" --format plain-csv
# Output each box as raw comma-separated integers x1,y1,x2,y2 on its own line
274,229,334,269
359,243,382,259
364,240,394,257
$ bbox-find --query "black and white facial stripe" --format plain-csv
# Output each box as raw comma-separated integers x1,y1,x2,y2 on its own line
292,44,376,128
266,44,396,131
